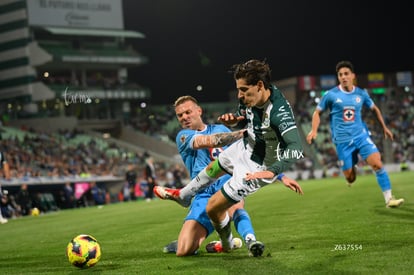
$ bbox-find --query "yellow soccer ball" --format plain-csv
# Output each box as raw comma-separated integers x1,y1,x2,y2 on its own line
31,207,40,216
66,234,101,269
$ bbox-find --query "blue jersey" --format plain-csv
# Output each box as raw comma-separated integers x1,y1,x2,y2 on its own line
176,124,231,179
317,85,374,144
176,124,232,235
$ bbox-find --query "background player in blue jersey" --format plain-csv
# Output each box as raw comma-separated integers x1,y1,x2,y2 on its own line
306,60,404,208
155,60,304,255
163,95,261,256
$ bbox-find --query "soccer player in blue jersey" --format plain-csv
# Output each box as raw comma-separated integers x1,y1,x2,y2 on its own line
163,95,262,256
155,60,304,255
306,60,404,208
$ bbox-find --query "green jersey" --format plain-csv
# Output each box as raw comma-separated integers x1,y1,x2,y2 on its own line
234,85,303,175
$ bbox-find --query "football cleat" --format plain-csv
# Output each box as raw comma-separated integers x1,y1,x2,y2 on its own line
153,186,191,208
247,240,265,257
163,240,178,253
205,237,243,253
386,197,404,208
205,241,223,253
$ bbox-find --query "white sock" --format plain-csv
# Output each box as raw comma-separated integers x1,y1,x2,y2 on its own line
219,212,231,229
216,213,233,249
179,168,216,199
210,212,233,249
383,190,392,203
245,234,256,243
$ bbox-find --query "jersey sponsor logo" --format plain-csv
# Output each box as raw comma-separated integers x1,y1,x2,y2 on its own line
243,178,260,189
262,112,270,127
280,115,292,121
180,134,187,144
276,111,290,117
279,122,291,131
209,147,224,160
279,122,289,131
278,121,296,132
343,107,355,122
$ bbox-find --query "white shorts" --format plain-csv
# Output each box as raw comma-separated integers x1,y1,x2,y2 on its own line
218,140,277,202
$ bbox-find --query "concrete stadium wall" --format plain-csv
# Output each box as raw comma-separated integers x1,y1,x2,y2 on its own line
8,116,78,131
119,126,179,160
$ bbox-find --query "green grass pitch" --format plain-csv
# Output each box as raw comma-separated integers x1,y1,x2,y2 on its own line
0,171,413,274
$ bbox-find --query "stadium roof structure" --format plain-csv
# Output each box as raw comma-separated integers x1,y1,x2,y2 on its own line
43,27,146,39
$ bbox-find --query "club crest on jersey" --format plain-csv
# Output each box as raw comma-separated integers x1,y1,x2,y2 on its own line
343,107,355,122
209,147,224,160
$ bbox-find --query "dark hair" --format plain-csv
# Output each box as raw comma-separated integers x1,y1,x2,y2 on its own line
230,59,272,89
336,60,354,73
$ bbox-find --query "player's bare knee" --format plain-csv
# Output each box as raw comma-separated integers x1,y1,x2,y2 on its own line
370,163,382,171
176,251,186,257
176,248,193,257
206,205,216,220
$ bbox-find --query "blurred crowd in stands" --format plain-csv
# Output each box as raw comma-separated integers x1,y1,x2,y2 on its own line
0,126,187,220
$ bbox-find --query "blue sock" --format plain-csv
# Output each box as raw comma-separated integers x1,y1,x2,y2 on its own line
233,209,255,241
375,168,391,192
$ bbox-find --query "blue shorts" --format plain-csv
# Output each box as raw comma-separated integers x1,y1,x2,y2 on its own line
184,174,230,236
335,133,379,171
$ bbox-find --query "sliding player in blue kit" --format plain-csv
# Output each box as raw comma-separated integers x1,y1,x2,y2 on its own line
306,60,404,208
162,95,263,256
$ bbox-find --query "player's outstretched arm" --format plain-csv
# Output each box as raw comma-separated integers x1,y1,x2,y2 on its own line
280,175,304,195
245,171,275,180
245,171,303,195
193,129,246,149
306,110,322,144
217,113,245,127
371,105,394,141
